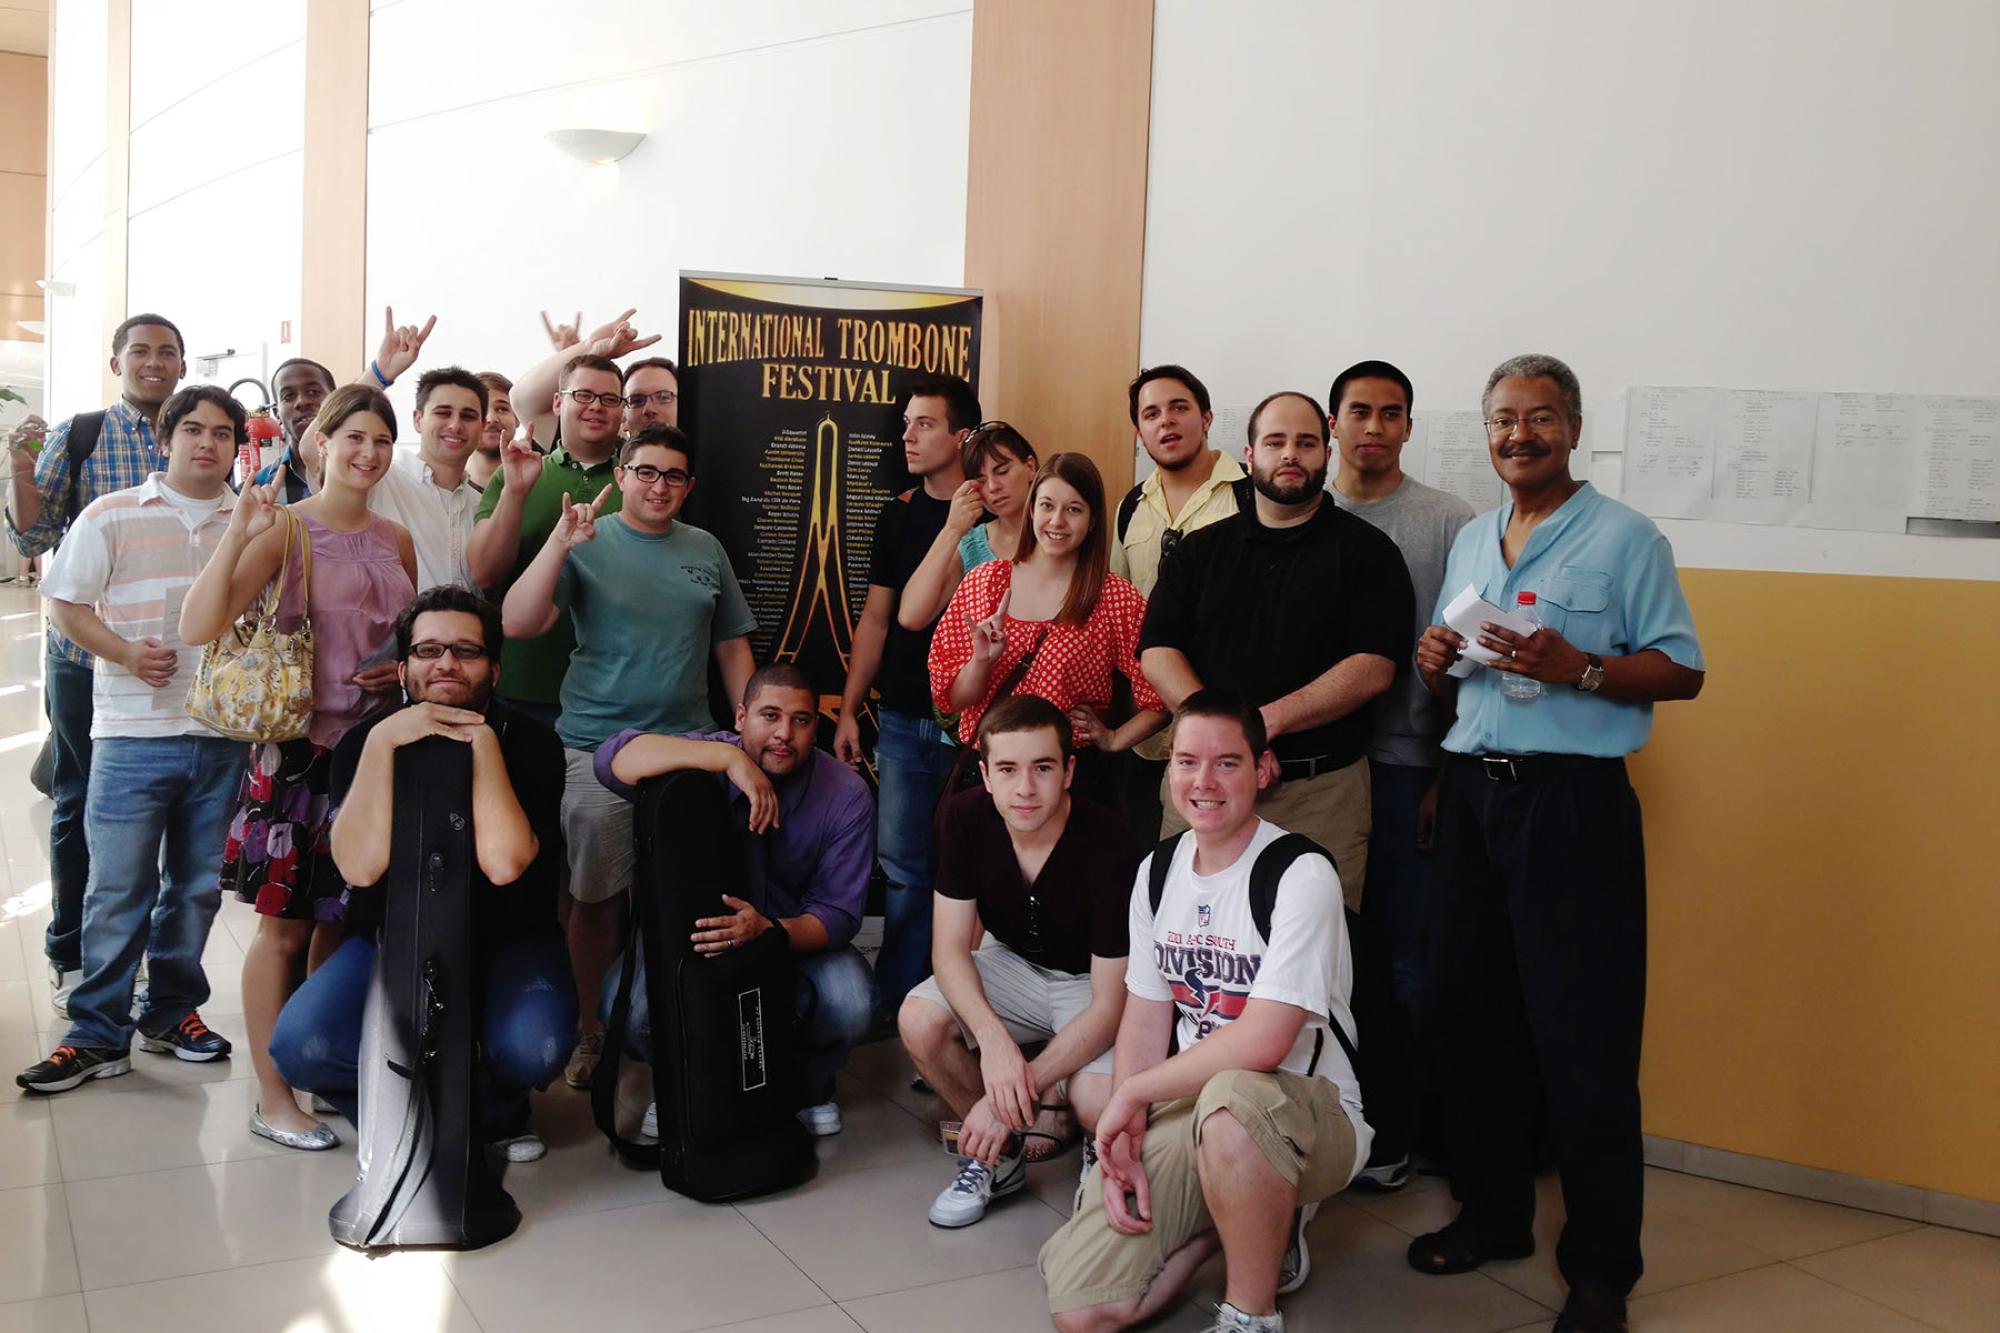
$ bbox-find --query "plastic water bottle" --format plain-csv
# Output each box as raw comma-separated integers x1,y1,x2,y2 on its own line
1500,591,1541,701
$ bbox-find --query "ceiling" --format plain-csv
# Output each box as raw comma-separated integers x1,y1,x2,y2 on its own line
0,1,46,58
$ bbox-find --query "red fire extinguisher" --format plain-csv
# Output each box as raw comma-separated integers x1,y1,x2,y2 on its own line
241,408,283,488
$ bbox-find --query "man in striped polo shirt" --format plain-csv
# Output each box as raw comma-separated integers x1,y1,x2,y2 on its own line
16,385,249,1093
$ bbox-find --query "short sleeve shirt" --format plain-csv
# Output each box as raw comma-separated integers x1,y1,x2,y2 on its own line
473,447,623,706
552,517,757,751
934,788,1137,976
1138,487,1416,765
1437,483,1704,758
864,487,954,715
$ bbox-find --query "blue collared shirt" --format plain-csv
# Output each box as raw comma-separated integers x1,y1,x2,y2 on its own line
1436,483,1704,758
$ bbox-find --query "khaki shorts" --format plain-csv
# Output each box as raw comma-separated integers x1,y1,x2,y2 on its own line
907,936,1114,1076
1159,755,1370,909
561,746,635,904
1040,1068,1359,1314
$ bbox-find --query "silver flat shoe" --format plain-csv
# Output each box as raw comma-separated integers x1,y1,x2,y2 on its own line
250,1108,340,1152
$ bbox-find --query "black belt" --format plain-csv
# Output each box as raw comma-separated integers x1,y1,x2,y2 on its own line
1277,753,1358,782
1451,752,1624,783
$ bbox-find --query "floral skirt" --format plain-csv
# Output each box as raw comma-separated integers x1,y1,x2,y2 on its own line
223,738,348,922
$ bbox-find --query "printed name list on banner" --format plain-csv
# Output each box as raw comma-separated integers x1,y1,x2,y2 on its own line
677,272,982,758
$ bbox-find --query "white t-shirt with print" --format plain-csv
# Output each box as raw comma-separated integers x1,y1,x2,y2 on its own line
1126,817,1373,1170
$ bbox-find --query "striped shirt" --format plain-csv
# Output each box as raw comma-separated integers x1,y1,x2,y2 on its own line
5,400,167,667
38,474,237,739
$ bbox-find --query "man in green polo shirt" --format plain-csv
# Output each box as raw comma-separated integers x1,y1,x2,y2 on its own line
468,352,628,726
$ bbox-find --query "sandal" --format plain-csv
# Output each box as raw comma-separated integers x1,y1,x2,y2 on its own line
1406,1214,1535,1275
1021,1102,1079,1163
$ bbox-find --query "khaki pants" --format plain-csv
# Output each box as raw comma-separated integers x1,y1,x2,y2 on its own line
1039,1068,1359,1314
1159,755,1370,909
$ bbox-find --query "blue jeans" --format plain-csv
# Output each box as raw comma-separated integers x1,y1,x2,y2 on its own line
270,931,578,1138
606,944,877,1105
64,735,242,1049
872,707,956,1014
43,651,95,972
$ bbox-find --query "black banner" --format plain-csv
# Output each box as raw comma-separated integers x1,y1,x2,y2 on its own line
679,273,982,750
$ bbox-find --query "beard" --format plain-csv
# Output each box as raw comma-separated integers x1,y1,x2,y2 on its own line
1251,460,1328,506
411,674,494,712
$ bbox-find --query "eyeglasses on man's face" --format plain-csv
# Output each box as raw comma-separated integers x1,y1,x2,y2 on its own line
1483,410,1566,438
409,640,489,661
622,464,692,488
563,388,626,409
626,390,678,408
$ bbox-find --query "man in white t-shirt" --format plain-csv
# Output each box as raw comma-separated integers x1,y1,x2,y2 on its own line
1040,690,1371,1333
369,365,488,590
16,386,249,1094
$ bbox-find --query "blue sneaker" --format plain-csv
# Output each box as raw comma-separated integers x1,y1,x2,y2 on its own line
138,1011,232,1063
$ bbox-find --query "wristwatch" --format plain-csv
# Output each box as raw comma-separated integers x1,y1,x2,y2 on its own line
1577,653,1605,693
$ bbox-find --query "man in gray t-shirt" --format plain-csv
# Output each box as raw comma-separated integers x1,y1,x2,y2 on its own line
1327,360,1475,1190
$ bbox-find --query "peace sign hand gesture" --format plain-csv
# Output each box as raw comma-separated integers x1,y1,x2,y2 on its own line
375,306,437,382
552,487,610,550
970,588,1010,666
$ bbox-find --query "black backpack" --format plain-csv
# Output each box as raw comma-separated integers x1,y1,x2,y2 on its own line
1145,831,1390,1113
594,769,817,1202
1116,482,1145,543
329,738,521,1251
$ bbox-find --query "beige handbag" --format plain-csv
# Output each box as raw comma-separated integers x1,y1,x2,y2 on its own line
187,510,315,742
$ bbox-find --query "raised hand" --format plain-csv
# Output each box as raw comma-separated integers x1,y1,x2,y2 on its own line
375,306,437,382
540,309,582,353
945,478,986,537
581,307,663,359
552,486,610,549
501,425,542,494
969,587,1010,666
6,414,48,461
229,482,282,541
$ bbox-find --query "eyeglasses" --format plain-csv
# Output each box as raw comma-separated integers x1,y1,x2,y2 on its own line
409,640,488,661
563,388,626,408
1023,891,1044,956
622,464,691,488
1483,410,1565,438
626,390,678,408
1159,527,1184,562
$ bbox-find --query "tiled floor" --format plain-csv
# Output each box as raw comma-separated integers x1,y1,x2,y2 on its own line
0,582,1995,1331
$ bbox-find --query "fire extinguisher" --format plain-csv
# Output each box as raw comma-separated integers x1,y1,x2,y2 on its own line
241,408,283,488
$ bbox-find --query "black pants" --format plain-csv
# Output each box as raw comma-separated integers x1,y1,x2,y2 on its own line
1430,757,1647,1295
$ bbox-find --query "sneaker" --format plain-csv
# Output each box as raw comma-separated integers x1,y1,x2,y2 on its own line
488,1130,546,1163
1351,1153,1412,1193
48,965,78,1019
1073,1137,1100,1213
138,1011,232,1062
927,1149,1027,1228
1277,1202,1318,1295
1209,1300,1284,1332
797,1100,842,1137
16,1044,131,1093
563,1030,604,1089
639,1101,659,1143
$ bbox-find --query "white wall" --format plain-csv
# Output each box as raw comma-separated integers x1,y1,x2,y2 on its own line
1140,0,2000,580
363,0,973,414
45,0,106,419
126,0,305,403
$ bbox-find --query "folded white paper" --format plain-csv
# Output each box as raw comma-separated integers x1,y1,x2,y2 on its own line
1441,584,1539,678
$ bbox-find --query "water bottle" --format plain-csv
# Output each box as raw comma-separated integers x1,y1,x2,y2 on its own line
1500,591,1541,701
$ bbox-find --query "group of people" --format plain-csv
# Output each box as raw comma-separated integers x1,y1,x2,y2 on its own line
3,303,1705,1333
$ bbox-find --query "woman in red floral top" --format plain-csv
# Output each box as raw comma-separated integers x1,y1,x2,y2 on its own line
929,452,1168,797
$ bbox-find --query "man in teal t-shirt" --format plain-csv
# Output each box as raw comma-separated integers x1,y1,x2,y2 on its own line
500,424,757,1084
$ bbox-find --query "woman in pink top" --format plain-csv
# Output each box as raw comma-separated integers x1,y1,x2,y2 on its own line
928,452,1168,804
181,384,416,1151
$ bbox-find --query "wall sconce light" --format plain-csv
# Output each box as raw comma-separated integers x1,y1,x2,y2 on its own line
545,129,647,165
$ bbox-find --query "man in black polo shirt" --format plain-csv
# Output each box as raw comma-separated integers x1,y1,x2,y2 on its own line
836,373,980,1018
1139,389,1413,909
899,696,1137,1229
268,586,576,1161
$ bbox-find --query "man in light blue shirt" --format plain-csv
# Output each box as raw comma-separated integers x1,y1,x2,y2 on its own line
1407,354,1704,1333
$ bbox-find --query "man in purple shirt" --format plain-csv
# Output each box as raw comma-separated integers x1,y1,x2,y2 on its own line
595,661,878,1136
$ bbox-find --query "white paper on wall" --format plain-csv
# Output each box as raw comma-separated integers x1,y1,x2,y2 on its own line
1805,392,1912,534
1417,410,1506,511
1909,395,2000,523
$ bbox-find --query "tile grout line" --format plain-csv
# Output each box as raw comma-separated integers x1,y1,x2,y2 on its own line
1773,1257,1951,1332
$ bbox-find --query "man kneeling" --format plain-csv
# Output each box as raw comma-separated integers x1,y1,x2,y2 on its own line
1041,691,1372,1333
901,696,1138,1229
594,662,878,1137
270,587,577,1161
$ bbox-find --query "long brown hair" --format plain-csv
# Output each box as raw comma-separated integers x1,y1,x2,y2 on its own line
1015,451,1109,625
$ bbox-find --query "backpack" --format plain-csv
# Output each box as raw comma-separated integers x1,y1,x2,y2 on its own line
59,410,107,536
1145,830,1391,1113
1116,482,1144,543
